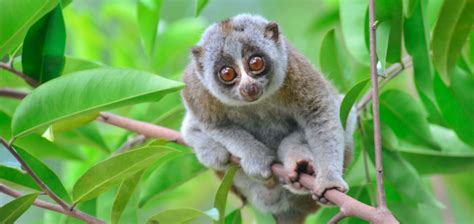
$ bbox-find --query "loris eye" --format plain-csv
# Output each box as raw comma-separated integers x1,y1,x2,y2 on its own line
248,56,265,73
219,66,237,84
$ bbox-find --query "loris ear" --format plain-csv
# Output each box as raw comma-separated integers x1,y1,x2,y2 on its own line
191,46,204,72
265,22,279,42
191,46,203,59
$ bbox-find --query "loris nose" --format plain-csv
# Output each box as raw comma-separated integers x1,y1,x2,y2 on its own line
240,83,262,101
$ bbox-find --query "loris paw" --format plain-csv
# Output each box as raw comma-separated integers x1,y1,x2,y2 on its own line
311,172,348,206
195,146,230,171
240,153,275,181
281,159,315,195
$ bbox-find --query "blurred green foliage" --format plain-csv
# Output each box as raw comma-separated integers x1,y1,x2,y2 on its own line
0,0,473,223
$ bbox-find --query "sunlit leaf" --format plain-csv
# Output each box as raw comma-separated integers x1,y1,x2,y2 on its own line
147,208,216,224
139,153,206,207
195,0,209,17
375,0,403,63
376,21,391,71
214,165,239,224
72,146,177,203
340,79,369,129
111,171,143,224
0,193,38,223
380,90,440,150
22,5,66,83
339,0,369,65
137,0,163,56
12,68,184,138
13,146,71,202
0,165,40,191
0,0,58,56
432,0,473,84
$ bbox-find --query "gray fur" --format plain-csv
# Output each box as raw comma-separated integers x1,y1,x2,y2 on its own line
181,14,356,223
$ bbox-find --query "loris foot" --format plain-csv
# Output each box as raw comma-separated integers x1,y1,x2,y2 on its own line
281,158,315,195
240,152,275,181
311,172,348,205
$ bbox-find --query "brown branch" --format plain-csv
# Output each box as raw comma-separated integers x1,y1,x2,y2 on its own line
96,112,398,223
0,184,105,224
0,62,39,87
0,138,71,211
0,88,27,99
368,2,393,220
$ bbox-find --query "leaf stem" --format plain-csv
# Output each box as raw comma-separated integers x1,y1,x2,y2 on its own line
0,61,39,87
0,88,27,99
0,184,104,224
0,138,70,210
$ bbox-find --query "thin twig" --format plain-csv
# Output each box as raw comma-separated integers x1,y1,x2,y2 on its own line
357,56,412,110
95,112,398,223
0,138,70,210
368,0,388,209
0,184,105,224
0,61,39,87
0,88,27,99
431,176,455,224
328,211,346,224
115,134,147,154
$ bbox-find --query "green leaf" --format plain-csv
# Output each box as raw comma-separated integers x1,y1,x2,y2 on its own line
152,18,205,74
379,90,440,150
22,4,66,83
383,150,442,207
320,29,350,91
62,56,102,75
12,67,184,138
147,208,216,224
432,0,473,84
195,0,209,17
137,0,163,56
364,121,441,207
0,193,38,223
340,79,369,129
399,148,474,174
376,0,403,63
0,0,58,56
139,153,206,207
434,70,474,147
404,0,444,125
111,171,143,224
402,0,419,17
0,112,81,160
214,165,239,224
224,209,242,224
72,146,177,203
339,0,369,65
13,146,71,203
376,21,391,71
0,165,40,191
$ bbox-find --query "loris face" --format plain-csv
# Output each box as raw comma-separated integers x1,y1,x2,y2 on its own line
191,14,289,106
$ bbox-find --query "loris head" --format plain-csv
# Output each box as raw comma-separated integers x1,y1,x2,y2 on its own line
191,14,288,106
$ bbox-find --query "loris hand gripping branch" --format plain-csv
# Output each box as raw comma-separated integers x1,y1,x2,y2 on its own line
181,14,356,224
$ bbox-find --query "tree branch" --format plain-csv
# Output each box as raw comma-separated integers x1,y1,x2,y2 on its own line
368,2,393,221
0,138,71,211
0,184,105,224
0,62,39,87
0,88,27,99
95,112,398,223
